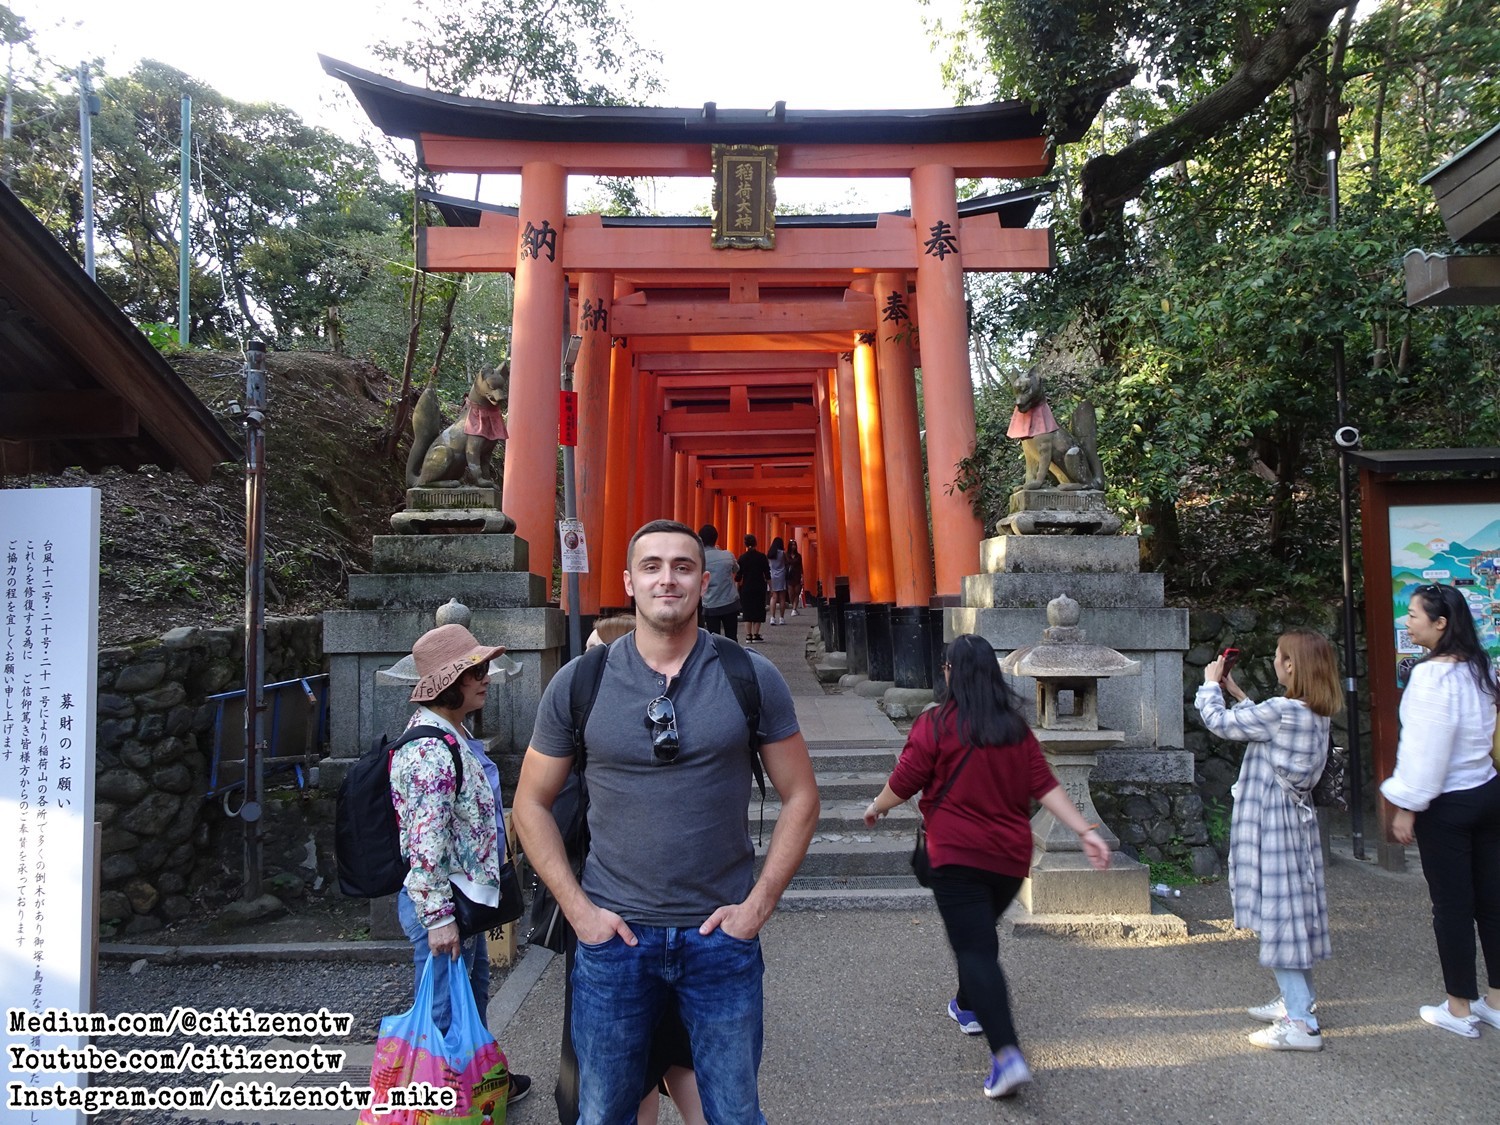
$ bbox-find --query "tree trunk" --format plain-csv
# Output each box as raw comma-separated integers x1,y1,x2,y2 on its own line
383,268,427,461
1079,1,1349,234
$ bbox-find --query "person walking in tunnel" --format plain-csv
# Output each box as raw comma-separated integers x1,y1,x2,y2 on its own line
737,534,771,644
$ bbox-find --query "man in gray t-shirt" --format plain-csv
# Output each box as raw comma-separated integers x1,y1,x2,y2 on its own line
515,519,819,1124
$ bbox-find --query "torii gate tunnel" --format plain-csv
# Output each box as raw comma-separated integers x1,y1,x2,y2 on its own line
326,58,1098,623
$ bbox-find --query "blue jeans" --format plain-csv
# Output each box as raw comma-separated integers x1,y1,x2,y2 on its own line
397,890,482,1034
571,925,765,1125
1273,967,1318,1030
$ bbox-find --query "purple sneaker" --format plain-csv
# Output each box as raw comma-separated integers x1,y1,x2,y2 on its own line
947,997,982,1035
984,1046,1032,1099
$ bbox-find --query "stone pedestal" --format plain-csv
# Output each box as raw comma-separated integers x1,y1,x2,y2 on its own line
997,489,1122,536
323,533,564,779
950,535,1191,781
1018,729,1150,916
390,486,517,534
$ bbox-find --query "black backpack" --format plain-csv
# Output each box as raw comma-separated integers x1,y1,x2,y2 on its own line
524,632,764,950
335,724,463,898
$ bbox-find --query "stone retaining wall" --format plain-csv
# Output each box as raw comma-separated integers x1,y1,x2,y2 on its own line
94,617,322,936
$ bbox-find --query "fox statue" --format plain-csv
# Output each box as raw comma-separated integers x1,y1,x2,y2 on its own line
406,363,510,489
1008,368,1104,492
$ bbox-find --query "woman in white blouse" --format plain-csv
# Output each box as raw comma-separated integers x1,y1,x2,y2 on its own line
1382,582,1500,1038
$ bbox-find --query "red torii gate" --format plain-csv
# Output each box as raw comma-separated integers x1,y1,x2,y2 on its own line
324,58,1098,616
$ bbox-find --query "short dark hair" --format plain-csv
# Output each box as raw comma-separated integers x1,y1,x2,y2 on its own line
743,533,757,548
699,524,719,547
627,519,704,568
431,663,486,711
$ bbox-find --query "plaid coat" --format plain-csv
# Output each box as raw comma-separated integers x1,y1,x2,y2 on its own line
1195,685,1332,969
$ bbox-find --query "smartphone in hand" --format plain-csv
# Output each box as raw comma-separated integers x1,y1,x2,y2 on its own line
1221,647,1240,673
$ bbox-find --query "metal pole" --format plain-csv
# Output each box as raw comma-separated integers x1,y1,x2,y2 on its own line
242,340,268,899
178,95,191,346
561,333,583,660
1328,148,1366,860
77,64,98,279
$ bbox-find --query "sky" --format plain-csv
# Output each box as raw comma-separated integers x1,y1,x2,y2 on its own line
17,0,972,213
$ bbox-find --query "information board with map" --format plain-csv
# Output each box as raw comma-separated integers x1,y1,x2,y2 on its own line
1388,501,1500,679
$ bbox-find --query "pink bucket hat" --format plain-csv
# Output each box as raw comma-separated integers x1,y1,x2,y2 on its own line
408,623,506,703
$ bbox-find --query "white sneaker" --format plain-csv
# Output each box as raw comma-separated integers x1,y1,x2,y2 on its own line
1420,1001,1480,1038
1472,995,1500,1030
1248,1018,1323,1052
1247,996,1319,1023
789,609,799,616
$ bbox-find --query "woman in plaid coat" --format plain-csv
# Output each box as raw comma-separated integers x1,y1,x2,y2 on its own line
1195,630,1342,1053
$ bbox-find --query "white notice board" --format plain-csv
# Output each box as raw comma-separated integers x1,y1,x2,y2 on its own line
2,487,100,1121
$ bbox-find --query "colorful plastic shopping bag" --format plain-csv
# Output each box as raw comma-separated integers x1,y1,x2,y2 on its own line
360,956,509,1124
359,959,445,1124
430,954,508,1125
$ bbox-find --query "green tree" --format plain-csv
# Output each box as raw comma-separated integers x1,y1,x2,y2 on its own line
952,0,1500,600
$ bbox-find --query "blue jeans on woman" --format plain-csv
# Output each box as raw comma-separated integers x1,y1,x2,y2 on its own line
397,889,482,1034
570,925,765,1124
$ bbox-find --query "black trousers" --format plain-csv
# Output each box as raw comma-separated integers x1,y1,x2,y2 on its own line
927,865,1025,1053
1413,772,1500,999
703,608,738,640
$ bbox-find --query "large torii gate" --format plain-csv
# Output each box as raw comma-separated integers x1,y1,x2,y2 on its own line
325,58,1097,620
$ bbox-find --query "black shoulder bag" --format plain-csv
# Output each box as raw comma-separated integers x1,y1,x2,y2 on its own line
911,743,978,888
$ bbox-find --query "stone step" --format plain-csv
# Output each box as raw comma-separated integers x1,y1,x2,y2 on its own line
804,745,903,772
778,883,933,912
797,769,898,800
752,798,917,836
756,834,916,879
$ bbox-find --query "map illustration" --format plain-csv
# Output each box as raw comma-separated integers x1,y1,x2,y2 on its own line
1388,502,1500,680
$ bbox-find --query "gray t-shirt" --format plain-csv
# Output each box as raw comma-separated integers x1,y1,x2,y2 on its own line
529,630,800,927
703,546,739,611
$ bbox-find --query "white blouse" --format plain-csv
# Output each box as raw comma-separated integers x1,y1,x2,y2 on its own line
1381,660,1498,811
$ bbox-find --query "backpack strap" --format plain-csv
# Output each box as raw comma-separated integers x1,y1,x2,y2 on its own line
708,633,764,789
390,724,464,791
568,642,611,772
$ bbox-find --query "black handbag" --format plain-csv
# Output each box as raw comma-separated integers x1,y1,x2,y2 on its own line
910,745,977,887
451,859,525,939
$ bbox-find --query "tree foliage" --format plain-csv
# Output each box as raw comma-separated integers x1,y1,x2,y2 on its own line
951,0,1500,606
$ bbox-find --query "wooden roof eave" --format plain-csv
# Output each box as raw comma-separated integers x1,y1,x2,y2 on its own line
320,56,1106,149
0,185,239,484
1403,248,1500,307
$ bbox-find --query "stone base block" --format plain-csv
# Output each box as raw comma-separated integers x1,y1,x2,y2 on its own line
1093,749,1196,784
980,534,1140,575
838,673,868,691
347,570,545,610
814,654,848,684
963,571,1164,609
997,508,1122,536
1010,907,1188,941
853,679,894,699
369,894,402,940
390,508,516,535
880,687,934,719
1019,851,1149,915
372,534,528,574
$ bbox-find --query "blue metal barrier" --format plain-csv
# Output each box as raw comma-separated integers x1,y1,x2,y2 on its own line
205,674,329,798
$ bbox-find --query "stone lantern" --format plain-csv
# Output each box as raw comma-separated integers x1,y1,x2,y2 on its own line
1001,594,1150,915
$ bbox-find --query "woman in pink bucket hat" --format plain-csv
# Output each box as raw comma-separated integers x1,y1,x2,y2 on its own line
392,623,531,1107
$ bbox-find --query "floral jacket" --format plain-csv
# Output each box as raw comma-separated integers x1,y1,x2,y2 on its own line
390,708,502,929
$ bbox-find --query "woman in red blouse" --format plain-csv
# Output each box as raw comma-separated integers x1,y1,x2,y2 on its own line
865,633,1109,1100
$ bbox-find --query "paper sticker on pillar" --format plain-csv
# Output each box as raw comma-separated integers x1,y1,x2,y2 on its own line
559,390,579,446
560,519,589,573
